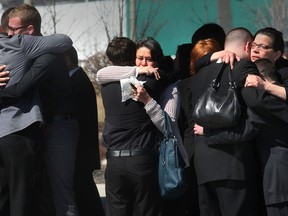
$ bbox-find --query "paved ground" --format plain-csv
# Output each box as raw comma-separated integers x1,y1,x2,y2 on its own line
93,167,107,213
96,183,107,214
93,170,106,197
93,168,105,184
93,167,106,194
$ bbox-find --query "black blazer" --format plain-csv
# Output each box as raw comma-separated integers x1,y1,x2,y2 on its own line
178,76,195,160
244,85,288,205
71,67,104,215
187,59,260,185
70,67,101,171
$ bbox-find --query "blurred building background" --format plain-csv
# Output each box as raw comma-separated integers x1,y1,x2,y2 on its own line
1,0,287,60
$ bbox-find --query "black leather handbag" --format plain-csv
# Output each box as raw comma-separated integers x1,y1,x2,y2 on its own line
192,63,241,129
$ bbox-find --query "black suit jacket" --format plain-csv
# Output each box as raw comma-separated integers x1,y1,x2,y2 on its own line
187,59,260,184
178,76,195,160
70,67,104,215
70,67,101,171
244,85,288,205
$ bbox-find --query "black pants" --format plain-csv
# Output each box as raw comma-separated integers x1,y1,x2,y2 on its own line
0,124,41,216
198,180,261,216
160,159,200,216
74,167,105,216
105,155,159,216
266,202,288,216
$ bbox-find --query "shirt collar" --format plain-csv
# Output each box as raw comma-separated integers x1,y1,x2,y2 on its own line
69,66,80,77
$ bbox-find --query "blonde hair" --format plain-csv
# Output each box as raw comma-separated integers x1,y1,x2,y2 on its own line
190,38,221,75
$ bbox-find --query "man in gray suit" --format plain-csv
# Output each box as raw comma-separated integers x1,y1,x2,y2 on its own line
0,5,78,215
0,5,75,216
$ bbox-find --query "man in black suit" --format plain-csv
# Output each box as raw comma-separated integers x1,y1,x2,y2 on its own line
64,46,105,216
187,27,263,215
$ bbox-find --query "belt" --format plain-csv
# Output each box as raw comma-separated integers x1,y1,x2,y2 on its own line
106,149,153,158
47,114,76,123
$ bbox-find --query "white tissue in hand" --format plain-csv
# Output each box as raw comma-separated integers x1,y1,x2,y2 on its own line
120,76,145,102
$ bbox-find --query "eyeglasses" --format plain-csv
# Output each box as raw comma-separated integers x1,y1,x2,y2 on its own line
251,42,273,52
7,25,27,33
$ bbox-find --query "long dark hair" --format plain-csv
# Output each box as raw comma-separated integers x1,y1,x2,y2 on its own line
136,37,164,63
137,37,178,82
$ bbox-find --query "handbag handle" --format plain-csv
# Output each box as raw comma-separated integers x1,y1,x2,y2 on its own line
162,111,177,167
228,66,237,89
212,63,237,89
163,111,174,140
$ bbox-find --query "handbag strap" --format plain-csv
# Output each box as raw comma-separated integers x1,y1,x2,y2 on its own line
212,63,225,88
163,111,174,139
227,66,237,89
212,63,237,89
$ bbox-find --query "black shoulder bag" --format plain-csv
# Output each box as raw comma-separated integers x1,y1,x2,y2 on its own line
192,63,241,129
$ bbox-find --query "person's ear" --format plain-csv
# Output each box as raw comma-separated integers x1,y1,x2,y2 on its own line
273,50,282,61
26,25,35,35
245,41,251,53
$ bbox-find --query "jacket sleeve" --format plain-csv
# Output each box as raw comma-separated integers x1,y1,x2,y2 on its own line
278,67,288,101
194,52,213,71
243,86,288,124
0,54,58,103
20,34,72,57
96,66,137,84
144,83,179,132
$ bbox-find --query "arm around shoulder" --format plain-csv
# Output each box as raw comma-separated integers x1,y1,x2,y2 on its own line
96,66,136,84
264,82,287,101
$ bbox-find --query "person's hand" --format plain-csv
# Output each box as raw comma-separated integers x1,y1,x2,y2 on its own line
211,50,240,69
221,50,240,69
138,66,160,80
193,124,204,136
245,74,266,89
133,85,152,105
0,65,9,87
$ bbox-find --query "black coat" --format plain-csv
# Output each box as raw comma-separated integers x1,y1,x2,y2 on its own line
70,67,104,216
71,67,101,171
187,59,260,185
244,85,288,205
